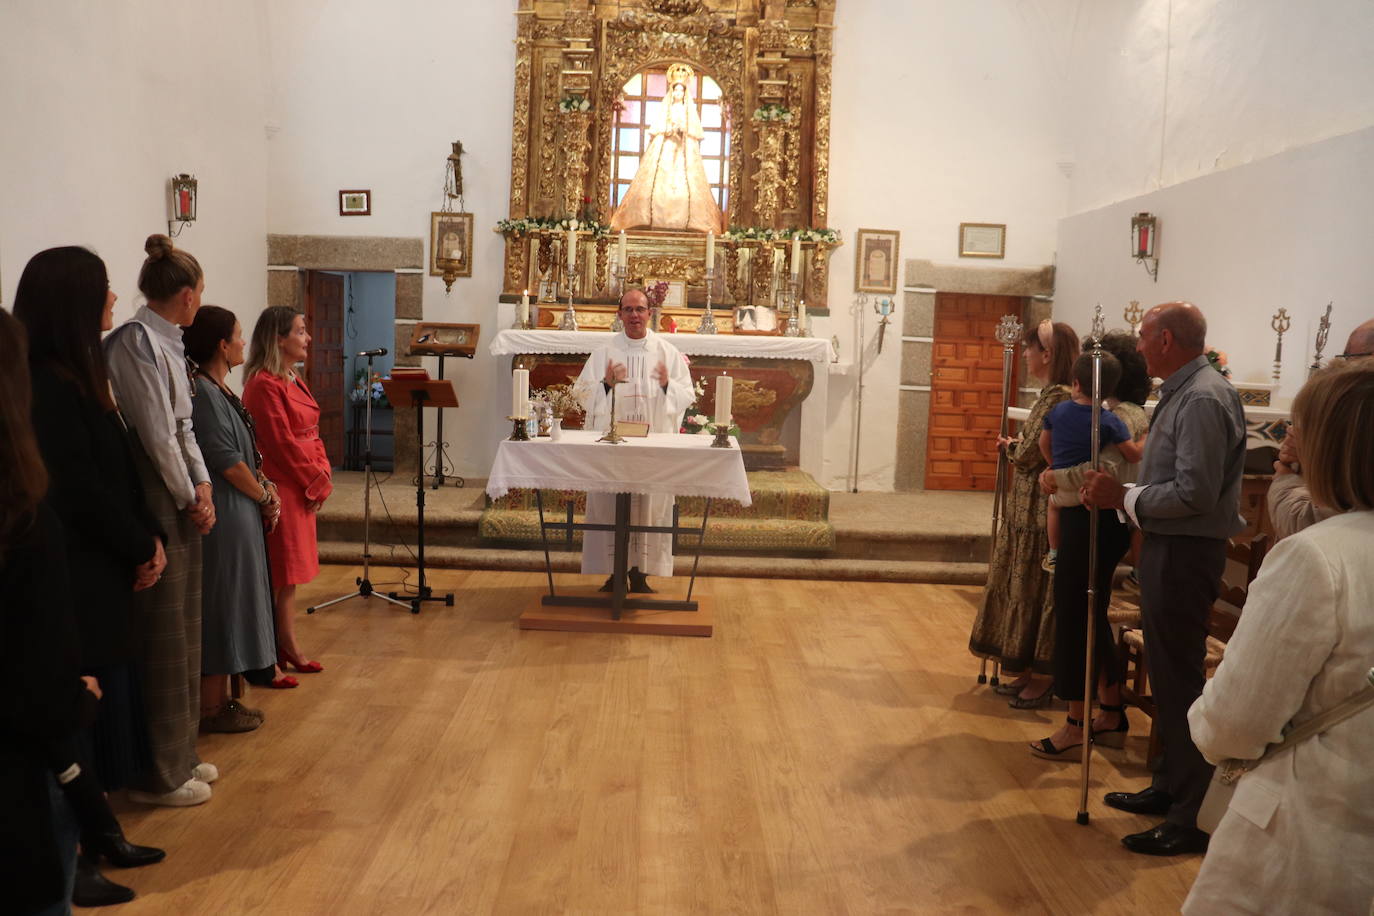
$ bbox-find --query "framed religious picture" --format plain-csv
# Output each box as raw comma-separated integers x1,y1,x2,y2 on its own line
959,222,1006,258
338,189,371,216
645,278,686,309
854,228,899,294
430,211,474,279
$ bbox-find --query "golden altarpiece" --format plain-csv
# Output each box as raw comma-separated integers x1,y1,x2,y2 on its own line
495,0,839,468
499,0,839,325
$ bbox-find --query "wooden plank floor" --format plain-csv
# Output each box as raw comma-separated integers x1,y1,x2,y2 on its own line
101,567,1198,914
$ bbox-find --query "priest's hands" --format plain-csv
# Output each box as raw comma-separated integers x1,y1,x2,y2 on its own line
604,360,627,385
653,361,669,388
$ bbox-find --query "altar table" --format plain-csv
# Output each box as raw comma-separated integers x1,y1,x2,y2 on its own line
489,329,834,476
487,430,750,619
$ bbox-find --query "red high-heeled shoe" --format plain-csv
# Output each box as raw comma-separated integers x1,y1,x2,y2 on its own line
278,651,324,674
269,673,299,689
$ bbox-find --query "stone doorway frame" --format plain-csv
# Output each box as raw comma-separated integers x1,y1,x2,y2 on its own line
895,258,1056,491
266,234,426,475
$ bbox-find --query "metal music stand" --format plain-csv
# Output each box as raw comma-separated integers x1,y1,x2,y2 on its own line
381,373,458,613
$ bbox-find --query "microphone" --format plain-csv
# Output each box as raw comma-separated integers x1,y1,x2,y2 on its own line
357,348,388,357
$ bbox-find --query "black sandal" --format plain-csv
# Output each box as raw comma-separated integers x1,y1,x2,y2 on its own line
1029,715,1085,760
1092,703,1130,749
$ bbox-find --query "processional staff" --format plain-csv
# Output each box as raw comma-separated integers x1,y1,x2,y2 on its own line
978,313,1023,688
1271,307,1291,384
1077,304,1107,826
1123,300,1143,336
1310,302,1334,378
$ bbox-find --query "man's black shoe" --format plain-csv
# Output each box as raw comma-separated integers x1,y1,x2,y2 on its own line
599,575,618,593
1103,787,1173,816
73,855,136,907
1121,822,1209,857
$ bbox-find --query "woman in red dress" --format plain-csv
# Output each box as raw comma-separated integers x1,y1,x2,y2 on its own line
242,307,330,674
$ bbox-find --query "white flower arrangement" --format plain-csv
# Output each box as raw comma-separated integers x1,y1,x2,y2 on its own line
558,96,591,113
752,103,794,122
719,226,841,244
495,216,610,238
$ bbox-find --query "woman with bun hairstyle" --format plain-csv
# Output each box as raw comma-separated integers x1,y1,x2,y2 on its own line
242,306,331,674
184,305,282,729
104,234,218,808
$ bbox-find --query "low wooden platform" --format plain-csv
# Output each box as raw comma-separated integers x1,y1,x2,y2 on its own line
519,587,714,637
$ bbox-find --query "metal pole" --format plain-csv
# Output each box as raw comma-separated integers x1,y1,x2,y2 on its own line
849,292,869,492
1078,304,1106,825
980,315,1023,685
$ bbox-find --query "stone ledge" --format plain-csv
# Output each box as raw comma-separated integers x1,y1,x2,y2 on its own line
904,259,1055,297
268,234,424,271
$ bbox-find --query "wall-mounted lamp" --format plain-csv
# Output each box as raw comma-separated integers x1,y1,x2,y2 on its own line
1131,212,1158,282
169,173,197,238
435,141,466,294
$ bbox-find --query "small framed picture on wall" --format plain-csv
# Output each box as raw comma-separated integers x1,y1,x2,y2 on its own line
430,211,474,279
854,228,900,294
339,189,372,216
958,222,1006,258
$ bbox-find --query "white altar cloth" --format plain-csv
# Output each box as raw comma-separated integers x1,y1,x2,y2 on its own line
488,329,834,478
486,430,752,505
489,328,834,364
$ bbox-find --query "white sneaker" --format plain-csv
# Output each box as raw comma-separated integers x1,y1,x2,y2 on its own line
192,762,220,784
130,778,212,807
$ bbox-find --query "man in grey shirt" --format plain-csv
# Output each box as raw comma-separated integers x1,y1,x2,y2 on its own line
1082,301,1247,856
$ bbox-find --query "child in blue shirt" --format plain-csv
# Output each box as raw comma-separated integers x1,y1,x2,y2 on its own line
1040,351,1130,571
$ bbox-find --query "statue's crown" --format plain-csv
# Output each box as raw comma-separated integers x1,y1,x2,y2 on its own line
666,62,695,87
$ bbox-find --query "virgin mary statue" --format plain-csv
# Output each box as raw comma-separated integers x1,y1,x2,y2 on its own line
611,63,726,233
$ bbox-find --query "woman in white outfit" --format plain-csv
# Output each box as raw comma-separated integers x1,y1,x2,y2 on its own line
1184,361,1374,915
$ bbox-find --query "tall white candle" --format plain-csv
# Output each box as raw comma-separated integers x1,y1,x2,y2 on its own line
790,236,801,274
566,229,577,270
705,232,715,270
519,289,530,326
527,237,537,290
617,229,628,269
714,374,733,429
798,300,807,332
773,245,784,271
512,368,529,418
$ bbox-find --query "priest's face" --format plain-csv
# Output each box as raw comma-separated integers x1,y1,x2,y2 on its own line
619,291,651,339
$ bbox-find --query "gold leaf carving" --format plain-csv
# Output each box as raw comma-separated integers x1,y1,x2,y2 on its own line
537,60,561,208
732,379,777,416
628,255,705,286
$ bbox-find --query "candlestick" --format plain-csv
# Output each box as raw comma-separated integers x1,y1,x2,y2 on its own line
507,416,531,441
559,263,580,331
798,300,807,335
515,289,530,329
698,266,719,334
511,368,529,419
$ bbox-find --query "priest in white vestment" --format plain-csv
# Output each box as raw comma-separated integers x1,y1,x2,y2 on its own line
574,289,696,592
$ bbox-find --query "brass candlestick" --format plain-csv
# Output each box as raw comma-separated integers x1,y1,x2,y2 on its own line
597,379,626,444
1124,300,1143,336
507,415,531,441
559,263,580,331
710,426,732,448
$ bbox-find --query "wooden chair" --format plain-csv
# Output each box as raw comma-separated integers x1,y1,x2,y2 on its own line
1114,532,1270,762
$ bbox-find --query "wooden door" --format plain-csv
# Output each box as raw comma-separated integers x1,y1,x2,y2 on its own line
924,293,1023,491
304,271,346,467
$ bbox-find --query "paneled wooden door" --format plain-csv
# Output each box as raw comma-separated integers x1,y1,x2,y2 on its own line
924,293,1023,491
304,271,346,467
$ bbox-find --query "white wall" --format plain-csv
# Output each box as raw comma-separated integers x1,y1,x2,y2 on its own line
1060,0,1374,214
0,0,270,362
264,0,517,477
815,0,1069,489
1055,125,1374,402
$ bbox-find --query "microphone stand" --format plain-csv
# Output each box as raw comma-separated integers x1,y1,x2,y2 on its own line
308,350,411,615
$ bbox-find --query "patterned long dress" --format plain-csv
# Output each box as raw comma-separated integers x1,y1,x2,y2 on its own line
968,383,1070,674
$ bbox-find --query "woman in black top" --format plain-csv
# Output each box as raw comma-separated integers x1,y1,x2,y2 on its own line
14,247,169,906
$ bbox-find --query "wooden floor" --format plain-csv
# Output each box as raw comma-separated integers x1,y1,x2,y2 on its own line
102,566,1199,914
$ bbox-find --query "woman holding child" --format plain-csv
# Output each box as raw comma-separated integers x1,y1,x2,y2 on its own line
1030,332,1152,759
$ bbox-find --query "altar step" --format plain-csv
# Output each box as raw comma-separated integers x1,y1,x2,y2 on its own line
315,472,993,584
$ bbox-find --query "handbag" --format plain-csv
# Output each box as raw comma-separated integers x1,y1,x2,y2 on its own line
1198,667,1374,834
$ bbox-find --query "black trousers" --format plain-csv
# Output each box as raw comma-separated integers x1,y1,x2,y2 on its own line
1139,532,1227,827
1052,506,1132,702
